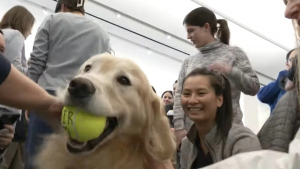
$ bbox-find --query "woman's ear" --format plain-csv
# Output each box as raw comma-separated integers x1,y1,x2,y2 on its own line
204,23,210,32
217,95,223,108
145,94,176,161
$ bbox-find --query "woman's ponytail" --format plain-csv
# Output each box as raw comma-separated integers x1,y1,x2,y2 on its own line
217,19,230,45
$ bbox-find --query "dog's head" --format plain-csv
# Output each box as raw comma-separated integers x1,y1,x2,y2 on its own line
58,53,175,160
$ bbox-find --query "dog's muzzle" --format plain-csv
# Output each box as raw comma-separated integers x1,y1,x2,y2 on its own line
68,77,95,99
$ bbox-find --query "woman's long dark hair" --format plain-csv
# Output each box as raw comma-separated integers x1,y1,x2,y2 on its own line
182,68,233,140
183,7,230,45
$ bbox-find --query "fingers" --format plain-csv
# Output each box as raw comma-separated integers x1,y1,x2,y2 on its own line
0,125,15,147
285,79,295,90
4,124,14,133
0,136,13,146
25,110,30,122
170,128,175,135
0,128,13,147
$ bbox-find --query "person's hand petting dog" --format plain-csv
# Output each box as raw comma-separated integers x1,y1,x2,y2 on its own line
0,124,14,149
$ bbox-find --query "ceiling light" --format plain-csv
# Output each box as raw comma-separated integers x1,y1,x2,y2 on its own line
167,35,171,39
43,8,48,15
116,12,121,18
147,49,152,55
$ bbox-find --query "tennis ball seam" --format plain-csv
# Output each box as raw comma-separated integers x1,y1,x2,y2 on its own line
73,108,79,141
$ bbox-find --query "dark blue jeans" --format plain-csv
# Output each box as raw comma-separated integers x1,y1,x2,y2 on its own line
25,90,55,169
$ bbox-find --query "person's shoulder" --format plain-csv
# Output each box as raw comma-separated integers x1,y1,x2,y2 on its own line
2,29,23,38
228,123,257,139
227,124,261,152
2,29,24,42
50,13,83,22
276,89,298,107
222,45,245,55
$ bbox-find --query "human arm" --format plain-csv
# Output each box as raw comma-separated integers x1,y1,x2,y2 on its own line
173,59,188,145
258,90,298,152
210,48,260,96
257,70,288,104
4,31,27,75
28,15,52,82
0,53,62,127
227,47,260,96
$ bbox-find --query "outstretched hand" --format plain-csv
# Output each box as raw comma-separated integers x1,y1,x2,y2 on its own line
38,96,64,130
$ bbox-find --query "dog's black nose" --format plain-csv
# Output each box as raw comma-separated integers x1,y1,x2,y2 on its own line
68,77,95,98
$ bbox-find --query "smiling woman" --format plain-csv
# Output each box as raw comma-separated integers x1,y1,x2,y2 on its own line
179,68,261,169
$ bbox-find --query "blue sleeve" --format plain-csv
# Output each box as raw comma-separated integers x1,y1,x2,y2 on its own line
257,70,288,104
0,53,11,86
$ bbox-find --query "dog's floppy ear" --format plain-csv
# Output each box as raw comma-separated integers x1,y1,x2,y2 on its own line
145,93,176,161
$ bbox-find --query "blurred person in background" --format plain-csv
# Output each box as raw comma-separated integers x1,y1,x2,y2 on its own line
173,7,259,149
26,0,111,168
0,6,35,169
257,49,297,114
162,91,175,127
173,80,178,96
161,91,174,106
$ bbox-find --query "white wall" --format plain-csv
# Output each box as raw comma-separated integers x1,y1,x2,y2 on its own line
240,89,270,134
0,0,272,132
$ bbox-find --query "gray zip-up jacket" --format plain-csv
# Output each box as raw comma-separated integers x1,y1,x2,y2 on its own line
180,124,261,169
173,41,260,131
29,13,111,90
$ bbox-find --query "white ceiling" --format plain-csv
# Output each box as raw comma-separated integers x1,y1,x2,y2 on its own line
2,0,296,81
194,0,295,50
92,0,294,79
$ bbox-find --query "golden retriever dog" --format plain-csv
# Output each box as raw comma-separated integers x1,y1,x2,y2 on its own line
34,54,176,169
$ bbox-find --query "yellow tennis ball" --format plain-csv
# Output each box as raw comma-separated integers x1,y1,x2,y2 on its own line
61,106,107,142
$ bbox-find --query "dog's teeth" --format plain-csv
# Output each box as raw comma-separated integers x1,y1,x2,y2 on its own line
68,139,87,149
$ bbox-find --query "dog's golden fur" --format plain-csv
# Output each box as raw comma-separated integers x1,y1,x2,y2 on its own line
35,54,176,169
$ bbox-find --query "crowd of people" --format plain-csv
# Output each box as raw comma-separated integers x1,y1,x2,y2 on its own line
0,0,299,169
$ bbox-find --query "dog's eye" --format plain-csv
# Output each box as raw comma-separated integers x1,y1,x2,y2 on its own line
84,65,91,72
117,76,131,86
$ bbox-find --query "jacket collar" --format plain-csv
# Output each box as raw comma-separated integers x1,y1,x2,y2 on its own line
187,124,222,149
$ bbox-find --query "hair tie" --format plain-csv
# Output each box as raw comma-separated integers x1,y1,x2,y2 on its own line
77,0,83,7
